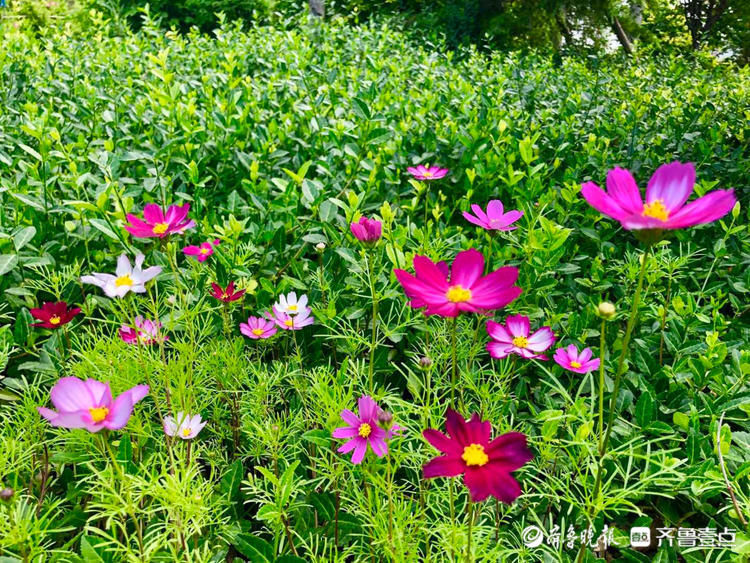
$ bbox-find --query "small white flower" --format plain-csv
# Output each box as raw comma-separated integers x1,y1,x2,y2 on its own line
163,412,207,440
81,254,161,298
274,291,309,316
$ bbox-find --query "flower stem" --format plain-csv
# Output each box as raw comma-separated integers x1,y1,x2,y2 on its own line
366,250,379,395
466,501,474,563
597,318,606,452
450,317,458,406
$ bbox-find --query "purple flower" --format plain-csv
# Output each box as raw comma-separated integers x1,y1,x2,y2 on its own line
333,396,401,464
350,217,382,243
553,344,600,374
183,239,220,262
407,165,449,181
239,316,278,340
266,306,314,330
463,200,523,231
124,203,195,238
119,316,167,346
486,315,555,360
581,162,736,231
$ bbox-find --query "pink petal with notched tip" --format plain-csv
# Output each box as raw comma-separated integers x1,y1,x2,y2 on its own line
487,341,513,359
526,327,555,352
581,181,629,221
606,167,643,215
142,203,165,224
486,320,513,343
505,315,530,338
666,189,736,229
50,377,95,412
645,161,695,211
449,249,484,289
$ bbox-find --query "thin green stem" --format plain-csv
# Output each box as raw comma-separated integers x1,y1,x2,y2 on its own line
597,318,606,452
450,317,458,406
366,250,379,395
466,501,474,563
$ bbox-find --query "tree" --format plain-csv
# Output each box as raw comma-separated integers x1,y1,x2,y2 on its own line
680,0,730,49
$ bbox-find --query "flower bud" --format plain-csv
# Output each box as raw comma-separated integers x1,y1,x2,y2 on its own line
419,356,433,369
377,410,394,430
0,488,13,501
597,302,616,320
315,242,326,253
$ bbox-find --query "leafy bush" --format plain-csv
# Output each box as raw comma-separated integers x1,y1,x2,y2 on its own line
0,14,748,562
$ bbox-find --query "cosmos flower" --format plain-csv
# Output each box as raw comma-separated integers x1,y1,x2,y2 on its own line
119,316,167,346
423,409,532,503
239,316,278,340
333,395,401,464
407,165,449,181
463,200,523,231
38,377,148,432
124,203,195,238
163,412,207,440
486,315,555,360
210,282,245,303
394,248,521,317
274,292,309,316
183,239,220,262
81,254,161,298
266,306,314,330
580,162,736,231
553,344,600,374
30,301,81,329
350,217,382,243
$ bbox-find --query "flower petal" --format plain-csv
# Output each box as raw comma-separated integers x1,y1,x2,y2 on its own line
450,249,484,289
666,189,736,229
645,161,695,212
423,455,465,478
581,181,629,221
606,167,643,214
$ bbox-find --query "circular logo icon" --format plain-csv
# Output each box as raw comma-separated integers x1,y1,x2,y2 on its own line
522,525,544,548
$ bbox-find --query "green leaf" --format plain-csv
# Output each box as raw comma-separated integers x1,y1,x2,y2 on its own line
13,227,36,251
351,97,370,120
635,392,655,427
88,219,120,241
0,255,18,276
302,429,331,448
220,459,244,502
275,556,307,563
234,534,274,563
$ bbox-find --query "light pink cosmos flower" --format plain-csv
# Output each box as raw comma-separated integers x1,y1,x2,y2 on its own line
119,316,167,346
38,377,148,432
163,412,207,440
350,217,382,243
183,239,220,262
333,395,401,465
407,165,449,181
580,162,736,231
274,292,309,316
266,306,314,330
486,315,555,360
239,316,277,340
463,200,523,231
553,344,600,374
394,248,521,318
81,254,161,298
124,203,195,238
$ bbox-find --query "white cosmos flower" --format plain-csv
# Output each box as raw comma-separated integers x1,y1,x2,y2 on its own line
274,291,309,316
81,254,161,298
163,412,207,440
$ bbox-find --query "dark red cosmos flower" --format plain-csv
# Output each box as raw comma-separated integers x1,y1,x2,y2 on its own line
210,281,245,303
30,302,81,329
422,409,533,503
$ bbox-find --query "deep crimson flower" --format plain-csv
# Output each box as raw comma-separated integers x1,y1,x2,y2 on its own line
423,409,533,503
580,162,736,231
210,282,245,303
350,217,382,243
124,203,195,239
30,302,81,329
394,249,521,317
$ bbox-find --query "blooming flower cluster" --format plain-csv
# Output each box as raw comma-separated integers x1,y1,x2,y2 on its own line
333,395,400,464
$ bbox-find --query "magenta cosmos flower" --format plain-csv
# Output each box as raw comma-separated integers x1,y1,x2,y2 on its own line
463,200,523,231
164,412,207,440
553,344,600,374
239,316,277,340
333,395,401,464
183,239,220,262
394,248,521,317
210,282,245,303
581,162,736,231
350,216,382,243
38,377,148,432
486,315,555,360
407,165,449,181
124,203,195,238
119,316,167,345
267,306,314,330
423,409,533,503
30,301,81,329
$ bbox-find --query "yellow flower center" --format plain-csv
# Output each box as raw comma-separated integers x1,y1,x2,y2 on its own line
288,304,298,311
446,285,472,303
358,423,372,438
221,292,229,299
89,407,109,423
252,328,264,336
422,171,433,178
152,222,169,234
49,315,61,325
642,199,669,222
570,361,582,369
115,274,133,287
284,319,294,327
200,248,210,255
182,428,192,437
462,443,489,467
512,336,528,348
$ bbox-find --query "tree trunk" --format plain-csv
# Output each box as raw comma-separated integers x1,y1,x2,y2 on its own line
309,0,324,18
556,6,574,48
611,16,635,55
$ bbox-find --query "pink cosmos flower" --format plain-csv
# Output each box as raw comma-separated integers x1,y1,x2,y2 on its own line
463,200,523,231
350,217,382,243
423,409,533,503
486,315,555,360
407,165,449,181
239,316,278,340
394,248,521,317
124,203,195,238
30,301,81,329
163,412,207,440
38,377,148,432
553,344,600,374
210,282,245,303
119,316,167,346
333,395,401,464
266,306,314,330
580,162,736,231
183,239,220,262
